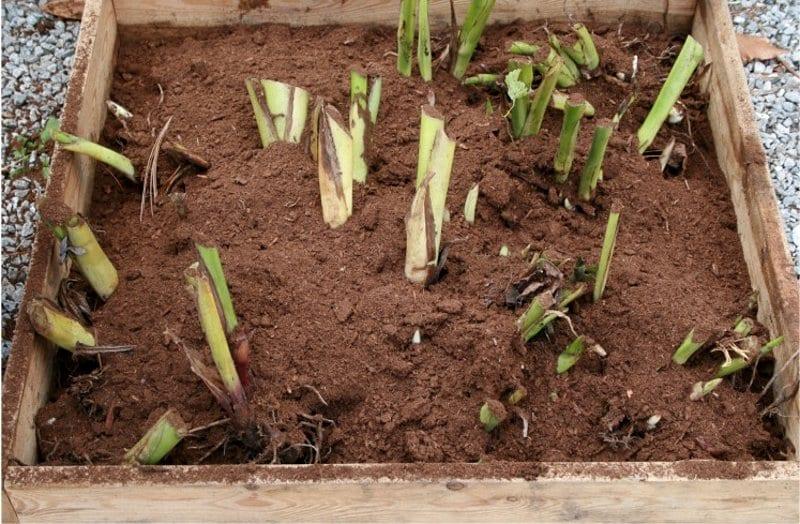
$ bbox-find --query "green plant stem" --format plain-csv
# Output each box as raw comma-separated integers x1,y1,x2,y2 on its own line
572,24,599,70
244,78,278,148
557,335,585,374
508,60,533,139
637,35,704,152
690,378,722,401
349,68,370,184
550,91,595,116
261,80,310,144
548,34,581,80
27,297,96,351
418,0,432,81
416,105,445,187
65,214,118,300
124,409,188,465
397,0,417,76
593,209,620,302
463,73,502,86
451,0,496,79
479,399,507,432
41,117,136,182
578,119,613,200
523,55,562,136
195,243,238,334
672,329,704,364
508,41,539,55
554,95,586,182
368,76,382,124
185,262,246,414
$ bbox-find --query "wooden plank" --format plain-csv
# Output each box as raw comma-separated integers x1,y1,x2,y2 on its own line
2,490,19,524
692,0,800,451
113,0,696,30
5,463,798,522
0,0,117,469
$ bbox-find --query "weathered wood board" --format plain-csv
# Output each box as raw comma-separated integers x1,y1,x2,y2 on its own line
2,0,798,521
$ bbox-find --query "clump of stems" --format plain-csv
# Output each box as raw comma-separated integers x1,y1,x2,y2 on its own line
506,60,534,139
637,35,704,152
557,336,586,374
349,68,382,184
562,24,600,70
672,328,704,365
451,0,496,79
479,399,507,432
63,214,118,300
41,117,135,182
577,119,613,200
245,79,309,146
464,183,479,224
553,94,587,182
405,106,456,284
593,208,620,302
184,260,250,425
547,35,581,84
417,0,432,81
517,284,586,341
124,409,188,465
523,55,562,136
317,102,354,228
195,243,250,388
28,297,96,351
396,0,417,76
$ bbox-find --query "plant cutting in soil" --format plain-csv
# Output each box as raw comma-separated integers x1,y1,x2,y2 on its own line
31,17,791,467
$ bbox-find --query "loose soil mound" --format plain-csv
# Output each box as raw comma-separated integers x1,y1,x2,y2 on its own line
36,21,787,465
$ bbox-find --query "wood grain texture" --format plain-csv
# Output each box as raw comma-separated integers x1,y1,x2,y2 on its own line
113,0,696,30
0,0,117,469
692,0,800,452
2,490,19,524
5,463,799,522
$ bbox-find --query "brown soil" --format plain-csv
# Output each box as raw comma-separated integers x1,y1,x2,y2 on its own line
35,21,788,466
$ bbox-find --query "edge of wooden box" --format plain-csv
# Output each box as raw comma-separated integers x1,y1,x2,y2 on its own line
2,0,798,520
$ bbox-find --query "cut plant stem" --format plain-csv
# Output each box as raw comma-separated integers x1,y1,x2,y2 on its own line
416,105,445,187
672,328,704,365
578,119,613,201
396,0,417,76
507,60,534,139
557,335,585,374
450,0,496,79
523,55,562,136
184,262,249,423
593,208,620,302
417,0,432,81
28,297,96,351
690,378,722,401
124,409,188,465
508,41,539,56
507,387,527,405
517,284,586,341
41,117,135,182
65,214,118,300
479,399,507,432
566,24,600,70
636,35,704,153
195,243,250,387
463,73,503,86
261,80,310,143
349,68,371,184
368,76,382,124
317,103,354,228
548,34,581,81
553,94,587,182
551,91,595,116
244,78,278,148
464,183,479,224
405,125,456,284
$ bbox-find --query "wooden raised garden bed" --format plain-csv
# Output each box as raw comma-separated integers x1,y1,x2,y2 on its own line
2,0,799,521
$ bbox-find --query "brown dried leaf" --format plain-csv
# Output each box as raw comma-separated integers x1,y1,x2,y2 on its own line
42,0,84,20
736,34,787,63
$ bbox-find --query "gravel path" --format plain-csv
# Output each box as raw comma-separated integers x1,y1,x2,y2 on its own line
1,1,798,359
